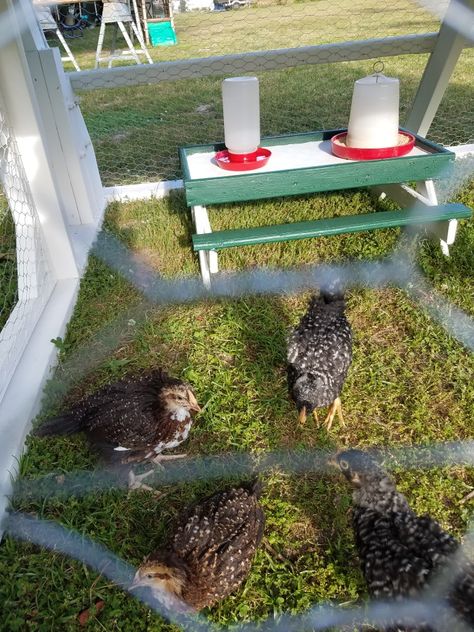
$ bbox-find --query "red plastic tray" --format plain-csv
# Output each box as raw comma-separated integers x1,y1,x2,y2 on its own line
331,130,416,161
215,147,271,171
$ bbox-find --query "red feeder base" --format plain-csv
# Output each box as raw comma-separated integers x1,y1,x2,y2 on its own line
331,130,416,161
215,147,271,171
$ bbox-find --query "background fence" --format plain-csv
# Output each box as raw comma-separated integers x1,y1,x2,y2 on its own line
48,0,473,186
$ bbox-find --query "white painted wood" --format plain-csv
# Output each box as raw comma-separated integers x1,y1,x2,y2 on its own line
417,179,458,253
192,205,217,284
55,28,80,71
17,0,49,52
371,179,457,255
38,48,105,223
0,278,79,533
405,0,474,137
130,0,153,62
130,20,153,64
68,209,107,273
70,32,443,91
24,51,81,225
117,20,141,63
95,19,107,68
140,0,149,45
447,143,474,156
187,141,429,180
104,179,183,201
0,0,78,280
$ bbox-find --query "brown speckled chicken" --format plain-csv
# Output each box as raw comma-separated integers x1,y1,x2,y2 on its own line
131,480,265,611
34,369,200,491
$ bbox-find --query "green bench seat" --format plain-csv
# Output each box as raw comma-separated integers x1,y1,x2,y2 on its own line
192,203,471,251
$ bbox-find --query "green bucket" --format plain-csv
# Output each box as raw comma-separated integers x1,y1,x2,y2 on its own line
147,20,177,46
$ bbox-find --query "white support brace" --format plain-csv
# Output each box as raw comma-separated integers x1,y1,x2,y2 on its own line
0,0,78,280
405,0,474,137
371,180,457,255
372,0,474,255
191,205,218,287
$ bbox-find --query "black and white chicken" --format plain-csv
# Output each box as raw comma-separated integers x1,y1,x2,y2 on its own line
287,289,352,428
330,448,474,630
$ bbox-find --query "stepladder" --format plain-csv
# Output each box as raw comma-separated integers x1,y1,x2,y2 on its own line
95,1,152,68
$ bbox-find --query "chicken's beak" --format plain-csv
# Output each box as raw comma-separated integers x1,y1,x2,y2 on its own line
298,406,307,425
129,571,144,591
187,390,201,413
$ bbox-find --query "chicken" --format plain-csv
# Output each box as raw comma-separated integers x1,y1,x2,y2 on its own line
34,369,200,492
329,449,474,630
287,288,352,429
131,480,265,612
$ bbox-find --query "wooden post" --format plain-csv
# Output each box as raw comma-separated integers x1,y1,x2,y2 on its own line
0,0,78,280
383,0,474,255
405,0,474,137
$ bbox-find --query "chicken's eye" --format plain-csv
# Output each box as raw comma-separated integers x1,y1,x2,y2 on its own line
146,573,154,579
339,459,349,470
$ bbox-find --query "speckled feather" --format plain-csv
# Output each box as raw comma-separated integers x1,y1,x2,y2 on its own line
150,480,265,610
287,292,352,411
34,369,195,464
337,449,474,630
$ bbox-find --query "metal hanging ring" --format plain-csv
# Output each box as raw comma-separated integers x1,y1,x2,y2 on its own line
373,60,385,74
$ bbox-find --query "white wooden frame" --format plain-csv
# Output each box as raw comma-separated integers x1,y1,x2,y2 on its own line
373,0,474,256
0,0,105,530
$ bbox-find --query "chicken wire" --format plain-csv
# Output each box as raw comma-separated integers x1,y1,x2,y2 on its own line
0,92,55,402
53,0,472,185
0,0,473,629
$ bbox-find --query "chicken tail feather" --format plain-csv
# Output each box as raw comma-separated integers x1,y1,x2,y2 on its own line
33,413,83,437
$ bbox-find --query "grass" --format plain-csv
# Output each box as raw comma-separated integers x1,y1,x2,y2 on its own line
1,179,473,630
1,0,473,629
58,0,473,184
79,51,474,184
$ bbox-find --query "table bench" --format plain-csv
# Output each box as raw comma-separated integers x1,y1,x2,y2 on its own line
179,129,472,286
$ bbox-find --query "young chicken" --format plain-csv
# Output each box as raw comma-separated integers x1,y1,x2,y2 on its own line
131,480,265,612
287,288,352,429
329,449,474,629
34,369,200,491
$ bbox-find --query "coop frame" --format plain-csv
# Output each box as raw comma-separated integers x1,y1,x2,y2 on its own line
0,0,473,527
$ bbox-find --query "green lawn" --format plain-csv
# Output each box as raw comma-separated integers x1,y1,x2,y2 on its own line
1,180,473,630
0,0,473,629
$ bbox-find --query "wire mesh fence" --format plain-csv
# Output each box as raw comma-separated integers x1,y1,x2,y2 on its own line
0,0,473,629
0,92,55,402
55,0,472,185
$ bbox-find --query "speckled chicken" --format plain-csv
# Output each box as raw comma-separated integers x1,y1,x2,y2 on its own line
287,289,352,428
330,449,474,629
34,369,200,491
131,480,265,612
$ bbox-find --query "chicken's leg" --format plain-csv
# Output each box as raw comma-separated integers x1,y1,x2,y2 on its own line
323,397,345,431
298,406,307,425
128,469,163,496
151,453,187,465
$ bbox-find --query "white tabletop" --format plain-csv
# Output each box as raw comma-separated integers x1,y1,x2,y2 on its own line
186,139,429,180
